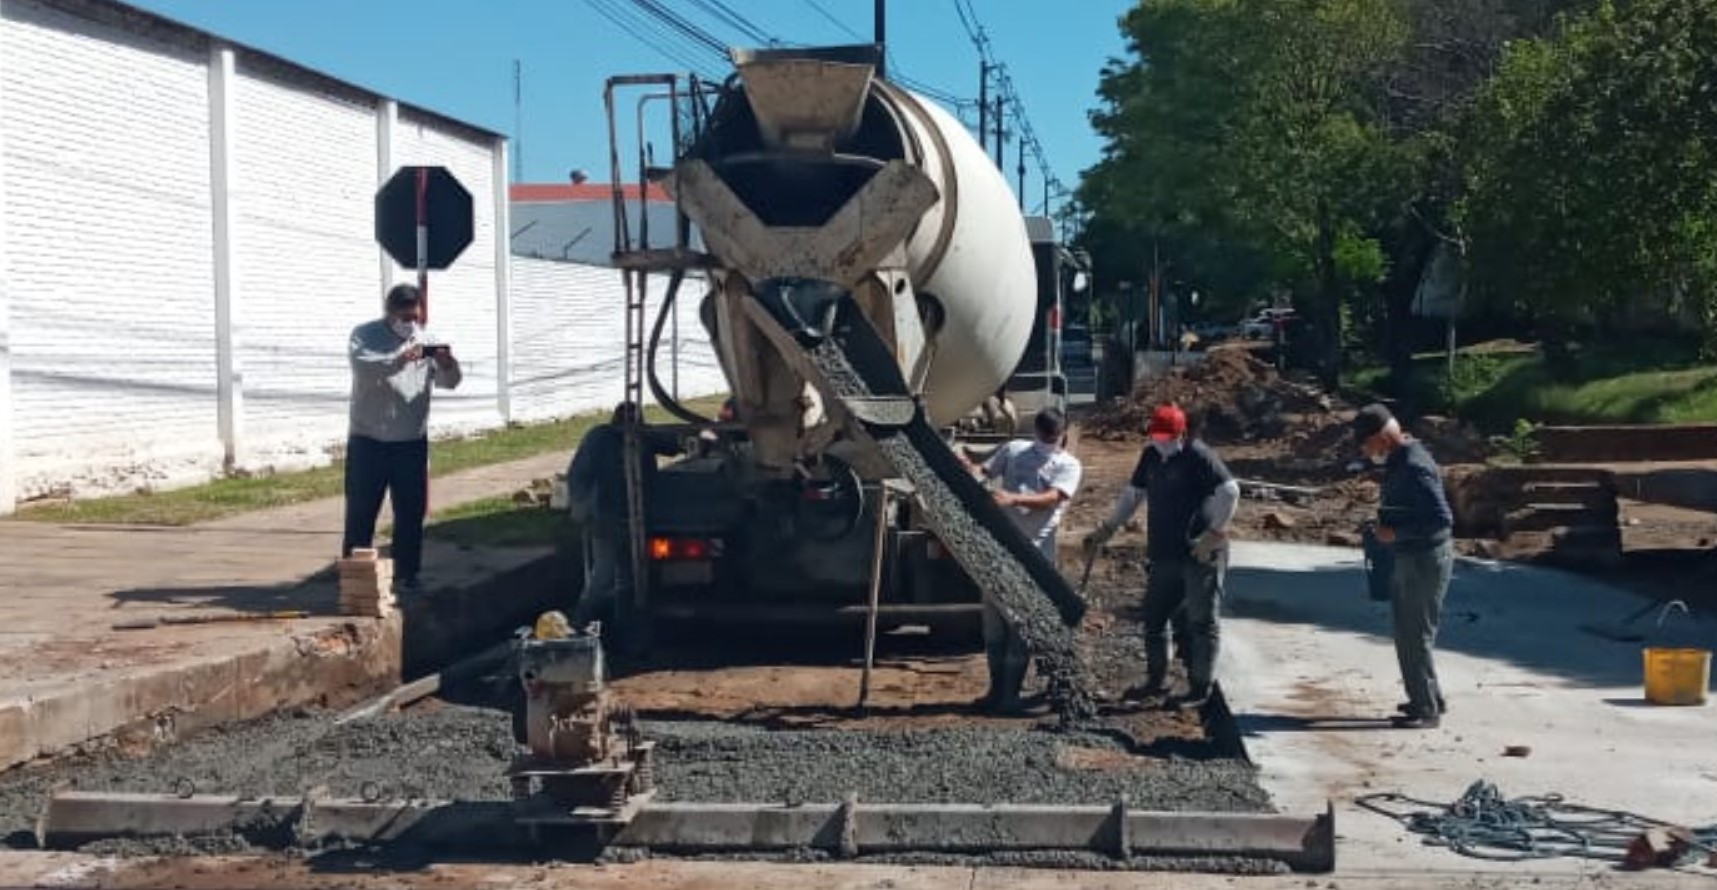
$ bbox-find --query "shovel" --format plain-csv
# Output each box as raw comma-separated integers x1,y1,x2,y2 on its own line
113,610,310,631
1076,547,1099,595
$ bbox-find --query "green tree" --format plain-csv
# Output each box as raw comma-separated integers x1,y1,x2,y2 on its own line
1081,0,1593,394
1081,0,1411,384
1460,0,1717,351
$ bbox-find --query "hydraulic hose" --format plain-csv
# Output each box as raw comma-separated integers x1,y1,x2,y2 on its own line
646,268,718,425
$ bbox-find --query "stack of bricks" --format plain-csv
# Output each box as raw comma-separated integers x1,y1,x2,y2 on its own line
338,548,396,618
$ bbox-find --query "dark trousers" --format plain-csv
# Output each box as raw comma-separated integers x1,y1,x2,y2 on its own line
574,519,632,627
1391,539,1454,716
342,435,429,582
1142,551,1228,693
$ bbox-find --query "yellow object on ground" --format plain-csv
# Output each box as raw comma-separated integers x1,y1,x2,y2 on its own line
534,610,573,640
1643,647,1711,706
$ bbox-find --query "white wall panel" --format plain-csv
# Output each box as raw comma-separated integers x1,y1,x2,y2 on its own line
509,257,724,423
229,59,377,462
1,0,218,498
0,1,692,508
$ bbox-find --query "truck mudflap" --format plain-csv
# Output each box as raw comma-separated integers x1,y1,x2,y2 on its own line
747,281,1094,724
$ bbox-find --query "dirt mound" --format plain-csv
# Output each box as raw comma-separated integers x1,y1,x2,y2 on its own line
1084,347,1490,467
1085,347,1331,444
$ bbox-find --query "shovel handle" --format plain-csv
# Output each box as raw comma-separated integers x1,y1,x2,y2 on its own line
113,610,310,631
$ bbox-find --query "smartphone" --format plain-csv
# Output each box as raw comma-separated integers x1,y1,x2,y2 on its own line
421,344,449,358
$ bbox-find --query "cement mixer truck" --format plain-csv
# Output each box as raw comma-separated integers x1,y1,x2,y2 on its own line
597,46,1086,659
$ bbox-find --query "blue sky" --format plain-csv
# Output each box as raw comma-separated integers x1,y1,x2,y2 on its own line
125,1,1132,212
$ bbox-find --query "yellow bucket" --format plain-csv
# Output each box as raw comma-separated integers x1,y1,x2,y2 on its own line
1643,647,1711,706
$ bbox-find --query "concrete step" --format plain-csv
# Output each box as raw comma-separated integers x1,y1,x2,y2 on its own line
1493,466,1618,489
1521,481,1615,509
1502,527,1625,569
1503,504,1618,534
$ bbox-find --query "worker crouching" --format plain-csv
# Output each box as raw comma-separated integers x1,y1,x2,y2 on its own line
961,407,1084,714
1085,404,1238,710
564,403,681,631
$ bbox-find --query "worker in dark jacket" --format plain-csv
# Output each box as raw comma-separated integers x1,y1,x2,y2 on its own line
565,403,680,628
1084,403,1239,709
1353,403,1455,729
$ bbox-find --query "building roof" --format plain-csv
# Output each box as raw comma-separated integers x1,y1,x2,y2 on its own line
80,0,503,142
513,183,673,204
509,183,698,267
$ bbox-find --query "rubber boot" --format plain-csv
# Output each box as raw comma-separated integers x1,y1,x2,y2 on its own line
1125,673,1168,702
993,652,1030,715
973,646,1006,710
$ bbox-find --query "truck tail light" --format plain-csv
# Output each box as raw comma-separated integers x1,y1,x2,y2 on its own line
647,536,722,561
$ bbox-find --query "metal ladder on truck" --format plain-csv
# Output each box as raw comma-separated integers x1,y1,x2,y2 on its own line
602,73,713,653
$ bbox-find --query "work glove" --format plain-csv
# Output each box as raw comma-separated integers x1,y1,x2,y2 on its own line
1083,520,1119,556
1190,528,1228,565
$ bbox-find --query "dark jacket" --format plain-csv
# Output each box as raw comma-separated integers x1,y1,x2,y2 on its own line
1378,440,1454,551
1129,439,1234,561
566,423,680,521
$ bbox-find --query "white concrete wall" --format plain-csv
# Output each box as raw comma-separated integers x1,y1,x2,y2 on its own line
1,0,721,512
227,56,381,467
509,258,725,424
1,0,221,498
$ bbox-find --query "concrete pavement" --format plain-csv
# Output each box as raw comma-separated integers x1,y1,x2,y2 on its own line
0,452,570,770
1220,540,1717,882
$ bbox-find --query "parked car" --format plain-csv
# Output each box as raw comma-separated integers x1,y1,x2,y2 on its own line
1240,309,1295,340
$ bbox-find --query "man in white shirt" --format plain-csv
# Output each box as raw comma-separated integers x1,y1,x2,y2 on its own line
343,284,462,595
963,407,1083,714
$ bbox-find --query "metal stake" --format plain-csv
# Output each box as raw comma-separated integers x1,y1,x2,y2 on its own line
857,483,893,710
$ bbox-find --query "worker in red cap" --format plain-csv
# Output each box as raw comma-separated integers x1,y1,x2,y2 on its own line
1084,403,1239,709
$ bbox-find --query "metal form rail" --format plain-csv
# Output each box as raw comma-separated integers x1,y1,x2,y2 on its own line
37,791,1335,872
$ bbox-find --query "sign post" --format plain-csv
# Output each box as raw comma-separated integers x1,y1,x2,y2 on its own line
375,165,474,522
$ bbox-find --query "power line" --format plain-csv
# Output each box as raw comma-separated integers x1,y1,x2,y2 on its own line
801,0,866,40
688,0,776,45
949,0,1069,224
583,0,722,79
631,0,728,55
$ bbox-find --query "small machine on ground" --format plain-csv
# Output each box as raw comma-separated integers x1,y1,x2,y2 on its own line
506,621,655,824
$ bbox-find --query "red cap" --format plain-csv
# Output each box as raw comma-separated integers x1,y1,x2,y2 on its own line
1146,404,1187,441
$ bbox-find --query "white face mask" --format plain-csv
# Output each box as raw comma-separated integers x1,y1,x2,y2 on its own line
1151,439,1182,459
389,318,419,339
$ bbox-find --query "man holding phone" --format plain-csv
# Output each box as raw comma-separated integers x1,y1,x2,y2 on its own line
343,283,462,595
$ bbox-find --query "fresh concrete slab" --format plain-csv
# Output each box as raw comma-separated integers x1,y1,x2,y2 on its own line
1220,540,1717,880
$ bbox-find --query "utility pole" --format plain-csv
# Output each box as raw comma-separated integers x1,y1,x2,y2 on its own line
512,59,523,182
1016,132,1026,210
978,62,988,149
874,0,886,77
992,95,1004,168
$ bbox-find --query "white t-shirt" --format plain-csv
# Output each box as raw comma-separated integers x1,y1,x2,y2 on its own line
983,439,1083,560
